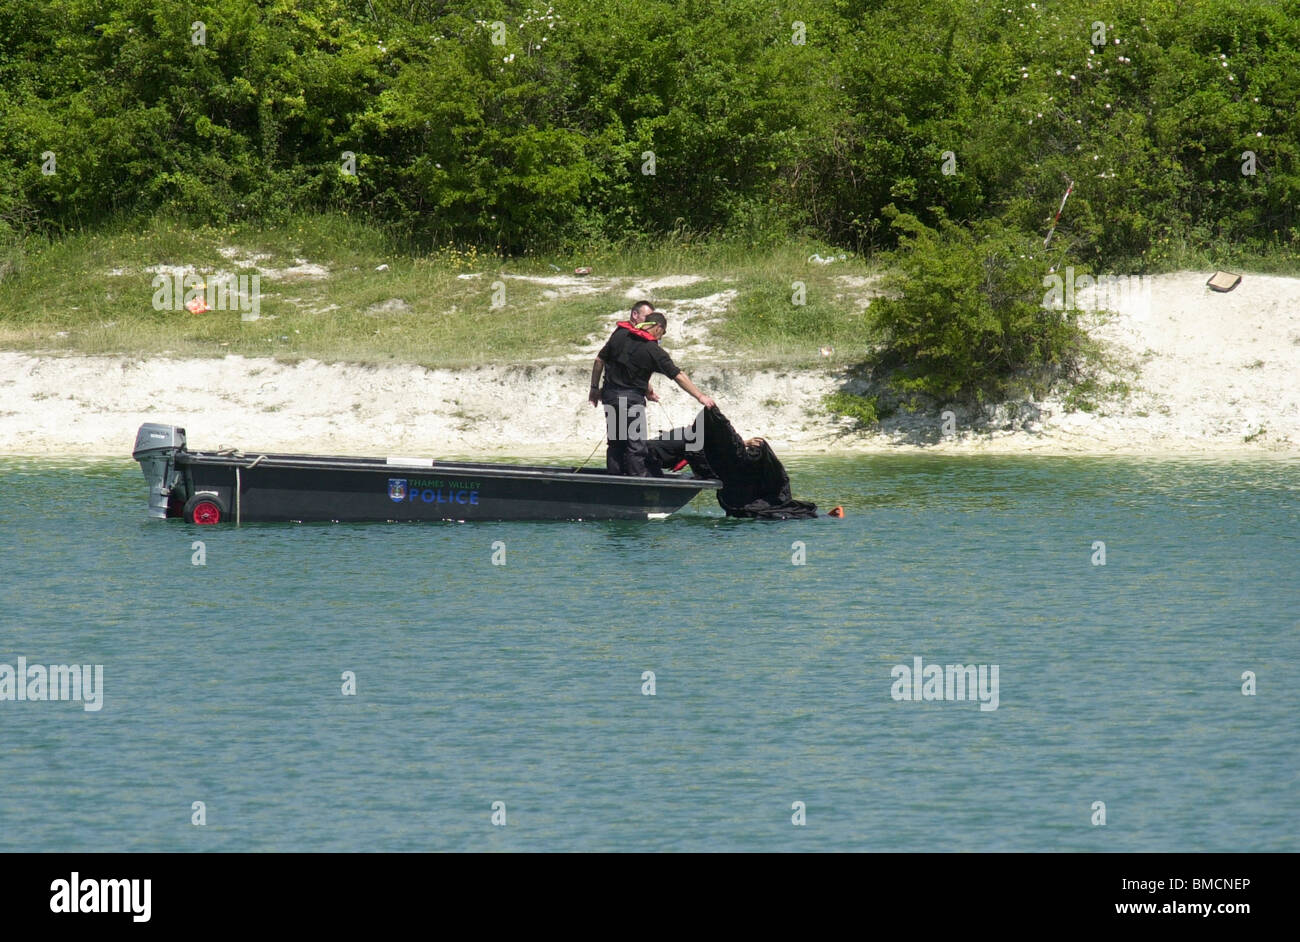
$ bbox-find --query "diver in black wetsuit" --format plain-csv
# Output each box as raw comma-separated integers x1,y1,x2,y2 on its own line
588,309,716,476
648,407,818,518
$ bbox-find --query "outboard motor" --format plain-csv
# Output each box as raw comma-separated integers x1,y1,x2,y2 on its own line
132,423,187,518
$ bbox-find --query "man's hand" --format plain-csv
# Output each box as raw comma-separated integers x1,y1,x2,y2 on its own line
646,387,660,403
699,395,717,409
589,388,601,407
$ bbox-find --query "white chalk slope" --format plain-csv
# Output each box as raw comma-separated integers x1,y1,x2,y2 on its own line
1,270,1296,457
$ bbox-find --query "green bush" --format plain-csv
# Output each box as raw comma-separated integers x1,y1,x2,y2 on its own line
868,210,1083,403
824,392,879,428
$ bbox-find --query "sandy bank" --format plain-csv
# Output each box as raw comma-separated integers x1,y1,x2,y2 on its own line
1,270,1297,459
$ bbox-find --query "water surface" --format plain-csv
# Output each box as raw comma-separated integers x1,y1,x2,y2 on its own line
1,455,1296,851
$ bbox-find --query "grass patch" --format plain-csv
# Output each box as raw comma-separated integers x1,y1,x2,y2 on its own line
650,278,733,300
546,231,868,279
3,211,1297,384
824,391,880,427
1132,236,1300,277
714,277,878,364
0,214,633,365
1063,376,1131,414
0,213,884,367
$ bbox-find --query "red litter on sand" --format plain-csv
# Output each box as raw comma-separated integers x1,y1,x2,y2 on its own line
574,267,592,275
186,294,209,315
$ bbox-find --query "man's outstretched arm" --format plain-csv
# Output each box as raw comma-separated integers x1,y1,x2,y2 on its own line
673,371,716,410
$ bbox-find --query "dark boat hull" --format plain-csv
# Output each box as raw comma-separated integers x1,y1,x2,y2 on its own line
180,453,716,522
132,421,720,523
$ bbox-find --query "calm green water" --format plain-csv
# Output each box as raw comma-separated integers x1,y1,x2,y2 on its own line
1,455,1296,852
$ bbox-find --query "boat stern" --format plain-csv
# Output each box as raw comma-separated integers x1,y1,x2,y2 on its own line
132,423,187,518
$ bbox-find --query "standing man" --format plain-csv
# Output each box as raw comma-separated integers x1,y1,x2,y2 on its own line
588,308,716,476
628,299,654,322
627,300,663,403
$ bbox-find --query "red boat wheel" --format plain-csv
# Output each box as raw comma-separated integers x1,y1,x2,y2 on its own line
192,500,221,524
183,493,227,525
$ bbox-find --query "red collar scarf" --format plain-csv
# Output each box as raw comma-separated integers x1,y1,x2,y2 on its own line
617,320,659,342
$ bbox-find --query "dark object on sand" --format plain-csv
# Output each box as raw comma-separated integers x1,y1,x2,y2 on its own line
1207,271,1242,292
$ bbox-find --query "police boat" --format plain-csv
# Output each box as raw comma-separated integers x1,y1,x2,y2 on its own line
132,423,720,524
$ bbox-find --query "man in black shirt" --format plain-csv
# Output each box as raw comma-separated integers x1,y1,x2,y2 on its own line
588,308,716,476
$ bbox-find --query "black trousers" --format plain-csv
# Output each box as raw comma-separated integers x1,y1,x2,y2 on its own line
601,388,655,476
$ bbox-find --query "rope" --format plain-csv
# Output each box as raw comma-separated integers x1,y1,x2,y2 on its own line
573,435,604,472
